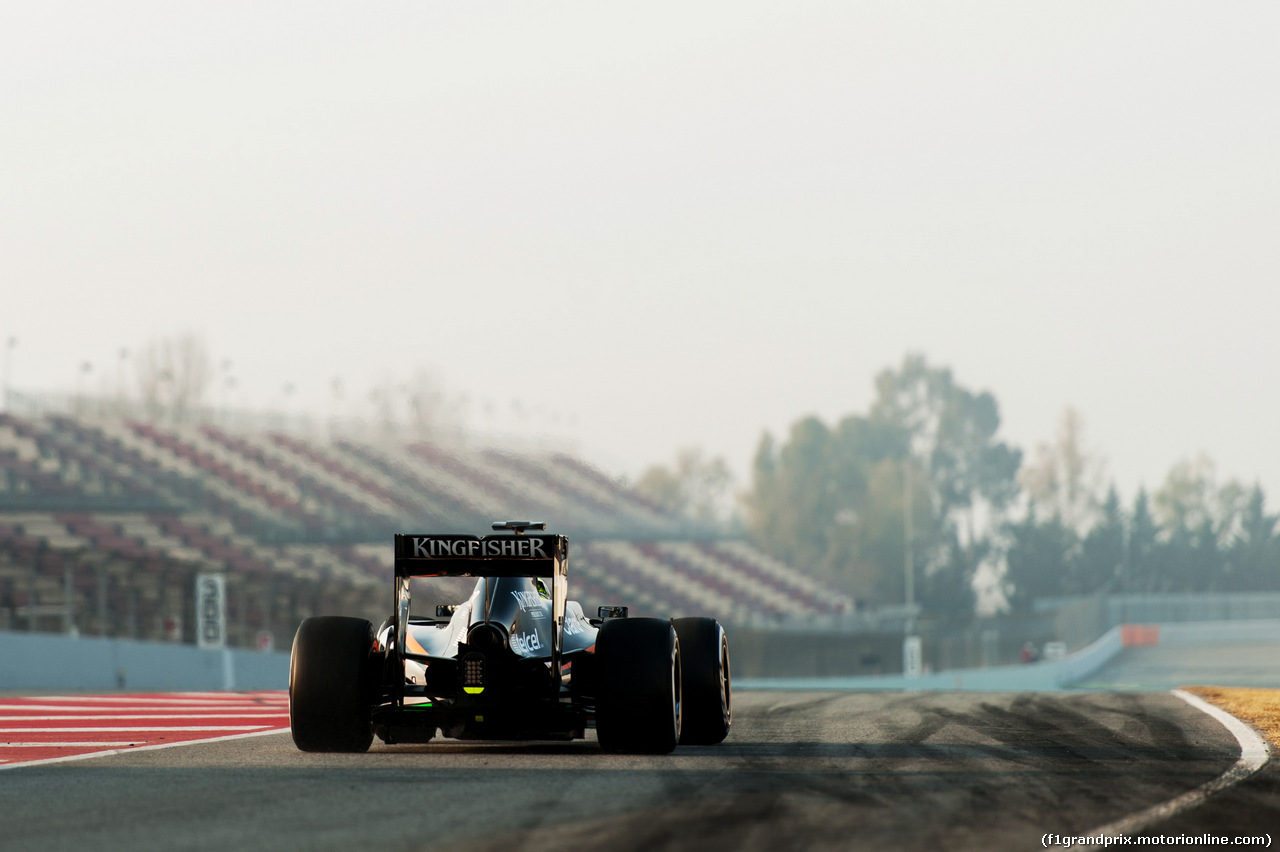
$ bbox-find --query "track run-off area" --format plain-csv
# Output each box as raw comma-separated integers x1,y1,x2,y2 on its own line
1,688,1277,852
0,692,289,769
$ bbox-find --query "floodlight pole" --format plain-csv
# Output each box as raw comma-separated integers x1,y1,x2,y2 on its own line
904,462,914,630
2,336,16,413
903,461,922,680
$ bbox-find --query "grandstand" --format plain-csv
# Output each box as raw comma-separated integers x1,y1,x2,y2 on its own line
0,411,847,651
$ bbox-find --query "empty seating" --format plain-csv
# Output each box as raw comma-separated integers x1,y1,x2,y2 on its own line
0,411,828,643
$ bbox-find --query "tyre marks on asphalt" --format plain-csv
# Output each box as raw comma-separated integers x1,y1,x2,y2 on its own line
446,691,1249,852
0,690,1259,852
0,691,289,770
1056,689,1270,850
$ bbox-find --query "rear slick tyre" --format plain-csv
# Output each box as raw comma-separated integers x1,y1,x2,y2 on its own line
594,617,681,754
289,616,376,753
673,617,731,745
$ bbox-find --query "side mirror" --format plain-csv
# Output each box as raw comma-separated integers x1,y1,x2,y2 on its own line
436,604,457,618
597,606,628,620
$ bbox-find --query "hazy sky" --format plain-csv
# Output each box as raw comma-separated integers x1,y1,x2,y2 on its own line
3,2,1278,502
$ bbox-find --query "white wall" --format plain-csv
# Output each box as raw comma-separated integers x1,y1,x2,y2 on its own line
0,631,289,692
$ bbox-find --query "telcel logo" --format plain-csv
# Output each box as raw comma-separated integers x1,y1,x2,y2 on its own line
510,630,544,655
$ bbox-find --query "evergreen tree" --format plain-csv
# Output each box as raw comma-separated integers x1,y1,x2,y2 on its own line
921,534,983,618
1226,485,1278,590
1126,489,1159,593
1077,486,1124,594
1002,505,1078,611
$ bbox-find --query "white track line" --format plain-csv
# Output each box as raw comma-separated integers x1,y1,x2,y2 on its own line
26,695,282,705
2,705,283,713
0,726,272,732
1055,689,1269,850
0,711,285,716
3,742,144,748
0,727,290,771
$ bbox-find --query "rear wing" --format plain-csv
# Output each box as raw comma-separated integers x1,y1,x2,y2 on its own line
390,531,570,684
393,533,567,578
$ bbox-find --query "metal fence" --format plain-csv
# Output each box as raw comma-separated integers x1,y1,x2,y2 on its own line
1106,593,1280,626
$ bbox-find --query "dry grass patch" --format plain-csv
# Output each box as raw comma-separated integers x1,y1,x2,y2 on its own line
1183,686,1280,749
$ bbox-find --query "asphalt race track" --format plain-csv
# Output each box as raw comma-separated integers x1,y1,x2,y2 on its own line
2,689,1274,852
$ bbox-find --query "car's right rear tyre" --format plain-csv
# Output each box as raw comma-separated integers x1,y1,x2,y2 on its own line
593,617,681,754
673,617,731,745
289,616,376,753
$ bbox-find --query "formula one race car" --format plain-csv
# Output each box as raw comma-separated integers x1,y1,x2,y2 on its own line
289,522,731,754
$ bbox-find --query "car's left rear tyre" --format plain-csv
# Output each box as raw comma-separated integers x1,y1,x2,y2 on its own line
289,616,376,753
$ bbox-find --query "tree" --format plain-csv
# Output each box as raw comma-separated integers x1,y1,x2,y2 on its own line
868,354,1021,615
1152,454,1245,591
743,353,1020,616
636,447,733,526
1002,505,1077,611
743,417,848,581
921,533,984,618
1126,489,1160,593
1160,516,1223,593
135,333,213,422
1153,454,1217,533
869,354,1021,530
363,370,467,443
1018,407,1106,534
1226,486,1279,590
1076,486,1124,594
